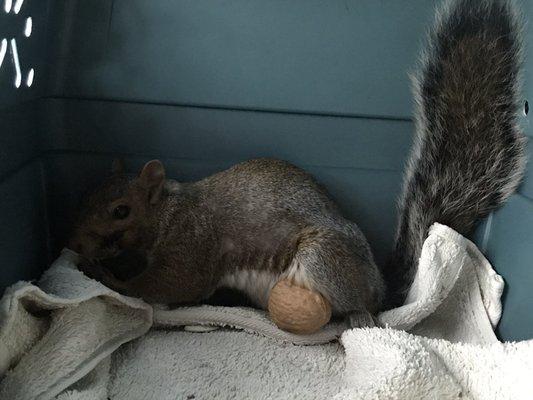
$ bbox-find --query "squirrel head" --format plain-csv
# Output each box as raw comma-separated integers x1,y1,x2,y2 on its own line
69,159,166,262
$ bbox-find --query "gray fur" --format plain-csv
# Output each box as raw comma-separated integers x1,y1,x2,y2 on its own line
74,158,385,325
385,0,527,307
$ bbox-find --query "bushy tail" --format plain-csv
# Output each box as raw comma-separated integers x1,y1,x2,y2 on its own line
385,0,527,307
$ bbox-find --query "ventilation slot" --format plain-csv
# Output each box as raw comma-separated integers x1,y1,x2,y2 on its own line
13,0,23,14
10,39,21,88
4,0,12,13
24,17,32,37
0,38,7,69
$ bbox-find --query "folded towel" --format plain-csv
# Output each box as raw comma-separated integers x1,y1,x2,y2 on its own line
108,223,530,400
0,250,152,400
0,223,531,400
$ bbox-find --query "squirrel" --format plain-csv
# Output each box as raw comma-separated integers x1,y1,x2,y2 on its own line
71,158,384,328
70,0,527,326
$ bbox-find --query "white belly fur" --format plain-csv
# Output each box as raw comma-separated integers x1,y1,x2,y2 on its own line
219,269,280,309
218,260,314,309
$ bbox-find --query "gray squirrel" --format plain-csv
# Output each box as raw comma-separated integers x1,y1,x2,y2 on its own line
70,0,526,327
72,157,385,328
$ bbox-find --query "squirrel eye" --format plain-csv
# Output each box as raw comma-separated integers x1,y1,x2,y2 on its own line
113,205,130,220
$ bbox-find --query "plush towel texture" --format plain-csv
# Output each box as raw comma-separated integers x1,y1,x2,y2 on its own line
0,250,152,400
0,223,531,399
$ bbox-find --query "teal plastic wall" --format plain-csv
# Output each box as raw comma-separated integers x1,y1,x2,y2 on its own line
0,0,49,293
0,0,531,340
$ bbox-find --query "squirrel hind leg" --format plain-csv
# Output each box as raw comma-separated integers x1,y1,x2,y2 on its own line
268,226,383,334
282,226,384,316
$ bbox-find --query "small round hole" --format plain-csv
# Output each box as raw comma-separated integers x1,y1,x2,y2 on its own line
524,101,529,116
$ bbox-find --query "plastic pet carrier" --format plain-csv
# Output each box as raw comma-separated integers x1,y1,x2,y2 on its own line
0,1,532,393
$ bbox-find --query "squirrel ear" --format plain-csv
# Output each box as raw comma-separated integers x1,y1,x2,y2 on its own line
111,158,126,175
138,160,166,204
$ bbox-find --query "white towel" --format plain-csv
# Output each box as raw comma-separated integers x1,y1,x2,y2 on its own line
0,250,152,400
0,223,531,399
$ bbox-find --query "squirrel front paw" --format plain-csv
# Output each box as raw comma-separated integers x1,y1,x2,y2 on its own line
79,263,129,295
78,262,100,280
78,263,114,282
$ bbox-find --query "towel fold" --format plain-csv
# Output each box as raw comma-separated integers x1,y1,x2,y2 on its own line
0,223,531,400
0,250,152,400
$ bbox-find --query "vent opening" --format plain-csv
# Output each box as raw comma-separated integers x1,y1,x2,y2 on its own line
13,0,23,14
24,17,32,37
4,0,12,13
0,38,7,69
10,38,21,88
26,67,34,87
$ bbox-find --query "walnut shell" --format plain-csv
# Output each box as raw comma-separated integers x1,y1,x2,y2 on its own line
268,279,332,335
